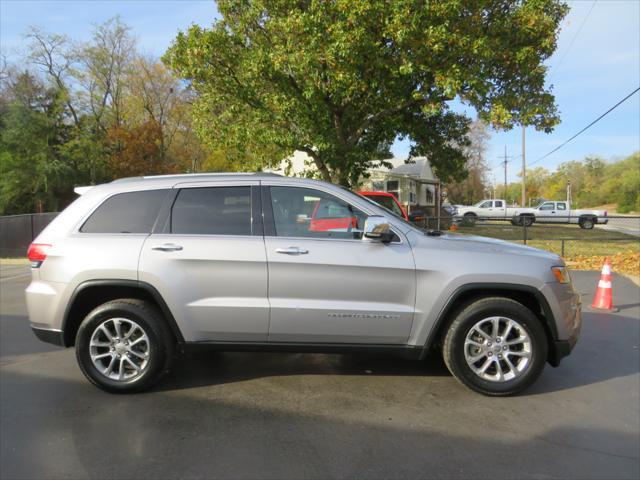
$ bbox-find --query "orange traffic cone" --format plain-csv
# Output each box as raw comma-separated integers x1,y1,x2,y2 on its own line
591,257,615,311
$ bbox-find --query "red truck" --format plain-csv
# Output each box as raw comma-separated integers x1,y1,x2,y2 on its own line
308,191,408,233
357,191,409,221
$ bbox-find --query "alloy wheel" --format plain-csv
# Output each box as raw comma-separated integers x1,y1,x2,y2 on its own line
463,316,532,382
89,317,150,381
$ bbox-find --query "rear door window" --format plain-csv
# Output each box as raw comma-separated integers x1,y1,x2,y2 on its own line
80,189,169,233
171,186,252,235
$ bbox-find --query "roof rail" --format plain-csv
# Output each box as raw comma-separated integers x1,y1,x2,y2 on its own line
111,172,281,183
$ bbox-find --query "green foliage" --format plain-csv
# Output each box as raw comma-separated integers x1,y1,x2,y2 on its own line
605,153,640,213
495,152,639,211
0,18,221,215
165,0,567,186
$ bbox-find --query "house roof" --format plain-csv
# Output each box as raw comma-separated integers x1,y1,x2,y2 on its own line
385,157,436,181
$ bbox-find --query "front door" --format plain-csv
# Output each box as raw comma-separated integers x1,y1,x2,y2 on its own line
138,182,269,342
263,185,416,344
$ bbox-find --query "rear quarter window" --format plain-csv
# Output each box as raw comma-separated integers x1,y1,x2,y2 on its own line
80,189,169,234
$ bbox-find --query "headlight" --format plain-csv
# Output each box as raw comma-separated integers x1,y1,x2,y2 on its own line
551,266,571,284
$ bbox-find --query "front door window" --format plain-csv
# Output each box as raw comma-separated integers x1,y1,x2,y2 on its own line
270,186,367,240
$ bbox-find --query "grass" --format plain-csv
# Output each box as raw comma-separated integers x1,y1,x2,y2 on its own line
0,258,29,265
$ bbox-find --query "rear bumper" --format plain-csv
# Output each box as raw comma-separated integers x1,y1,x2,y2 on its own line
31,326,65,347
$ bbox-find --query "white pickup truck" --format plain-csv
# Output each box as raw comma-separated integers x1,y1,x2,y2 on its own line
456,199,608,229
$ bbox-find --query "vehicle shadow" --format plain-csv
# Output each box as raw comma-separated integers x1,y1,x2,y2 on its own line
157,309,640,395
157,349,451,392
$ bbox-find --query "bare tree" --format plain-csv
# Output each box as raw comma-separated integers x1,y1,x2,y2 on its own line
79,17,135,130
446,120,491,204
25,27,79,125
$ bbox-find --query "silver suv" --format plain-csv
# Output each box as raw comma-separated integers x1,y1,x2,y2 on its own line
26,173,581,395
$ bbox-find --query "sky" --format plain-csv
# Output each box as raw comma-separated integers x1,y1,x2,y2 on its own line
1,0,639,185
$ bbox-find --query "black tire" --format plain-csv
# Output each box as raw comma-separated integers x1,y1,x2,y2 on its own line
579,217,595,229
519,215,534,227
463,213,477,225
76,299,175,393
442,297,548,396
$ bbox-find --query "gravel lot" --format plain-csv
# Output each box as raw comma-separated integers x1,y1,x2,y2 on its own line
1,265,638,479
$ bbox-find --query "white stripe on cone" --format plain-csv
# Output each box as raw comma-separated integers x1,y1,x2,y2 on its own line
598,280,612,289
602,265,611,275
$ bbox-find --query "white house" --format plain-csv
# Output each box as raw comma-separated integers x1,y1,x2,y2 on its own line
269,151,439,213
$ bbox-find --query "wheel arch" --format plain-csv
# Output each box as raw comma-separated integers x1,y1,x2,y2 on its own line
423,283,557,361
61,280,184,347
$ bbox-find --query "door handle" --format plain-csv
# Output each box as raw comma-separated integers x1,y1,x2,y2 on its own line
151,243,183,252
275,247,309,255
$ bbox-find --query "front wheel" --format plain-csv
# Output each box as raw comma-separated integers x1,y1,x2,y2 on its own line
442,297,548,396
75,299,175,393
463,213,477,226
519,215,534,227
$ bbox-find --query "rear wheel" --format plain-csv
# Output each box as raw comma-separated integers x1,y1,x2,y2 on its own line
442,297,548,396
579,217,595,229
76,299,174,393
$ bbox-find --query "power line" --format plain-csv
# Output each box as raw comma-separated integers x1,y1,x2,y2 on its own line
549,0,598,79
530,86,640,167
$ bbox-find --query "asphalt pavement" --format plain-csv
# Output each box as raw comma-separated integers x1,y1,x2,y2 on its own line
1,264,639,479
598,216,640,237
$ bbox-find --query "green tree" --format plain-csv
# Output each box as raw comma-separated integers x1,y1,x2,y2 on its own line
165,0,567,187
0,72,68,213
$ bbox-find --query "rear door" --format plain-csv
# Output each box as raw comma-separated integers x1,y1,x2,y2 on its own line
263,183,416,344
555,202,569,223
138,181,269,342
492,200,506,218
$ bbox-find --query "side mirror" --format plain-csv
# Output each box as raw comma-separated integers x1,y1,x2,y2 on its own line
363,216,394,243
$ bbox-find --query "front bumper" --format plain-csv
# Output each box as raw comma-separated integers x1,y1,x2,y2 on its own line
549,330,579,367
542,282,582,367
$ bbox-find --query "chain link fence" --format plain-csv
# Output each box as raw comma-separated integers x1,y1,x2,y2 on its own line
0,213,60,257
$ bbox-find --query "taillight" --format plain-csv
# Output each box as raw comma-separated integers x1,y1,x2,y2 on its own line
604,211,608,217
27,243,51,268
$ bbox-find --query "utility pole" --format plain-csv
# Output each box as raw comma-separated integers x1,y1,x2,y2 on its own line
503,146,508,201
521,126,526,207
